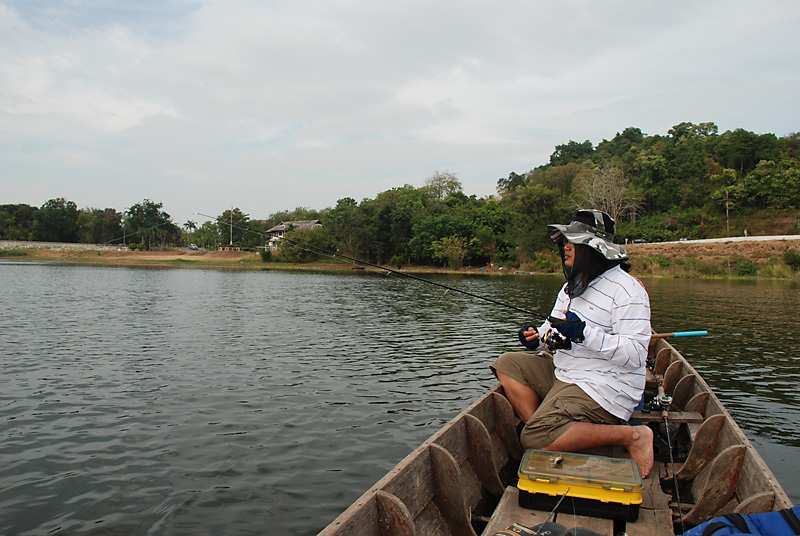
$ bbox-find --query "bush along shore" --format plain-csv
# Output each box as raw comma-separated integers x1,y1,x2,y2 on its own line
3,237,800,279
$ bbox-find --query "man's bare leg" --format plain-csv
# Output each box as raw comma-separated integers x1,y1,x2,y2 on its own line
496,370,540,422
543,422,655,478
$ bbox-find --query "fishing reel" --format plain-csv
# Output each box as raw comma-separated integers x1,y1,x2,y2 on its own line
639,390,673,414
543,329,572,351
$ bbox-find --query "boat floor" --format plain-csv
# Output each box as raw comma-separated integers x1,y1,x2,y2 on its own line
482,446,674,536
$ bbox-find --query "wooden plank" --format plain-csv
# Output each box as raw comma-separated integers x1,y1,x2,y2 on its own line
429,444,476,536
734,491,775,515
381,449,436,520
641,472,671,511
481,487,551,536
675,414,725,481
662,360,684,396
465,414,505,496
653,342,792,509
318,493,379,536
671,374,695,411
683,444,746,526
625,509,673,536
654,347,672,376
431,417,485,510
470,392,516,478
376,491,416,536
629,411,703,423
558,514,613,535
492,392,524,461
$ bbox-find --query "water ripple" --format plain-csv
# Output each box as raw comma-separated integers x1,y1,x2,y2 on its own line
1,267,798,534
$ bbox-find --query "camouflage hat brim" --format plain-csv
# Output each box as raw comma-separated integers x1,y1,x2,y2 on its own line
548,221,628,262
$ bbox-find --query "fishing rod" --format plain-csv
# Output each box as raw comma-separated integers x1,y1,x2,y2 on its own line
193,211,549,320
651,330,708,339
657,386,687,535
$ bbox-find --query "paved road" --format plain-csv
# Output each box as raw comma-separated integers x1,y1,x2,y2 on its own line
633,235,800,245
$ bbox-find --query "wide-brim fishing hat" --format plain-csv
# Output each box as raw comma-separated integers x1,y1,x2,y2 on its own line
548,209,628,262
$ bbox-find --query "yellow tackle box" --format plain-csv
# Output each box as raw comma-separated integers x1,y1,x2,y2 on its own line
517,449,643,521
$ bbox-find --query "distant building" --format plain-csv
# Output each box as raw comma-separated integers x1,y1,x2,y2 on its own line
265,220,322,249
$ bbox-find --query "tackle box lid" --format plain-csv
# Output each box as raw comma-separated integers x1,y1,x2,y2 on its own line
518,449,643,495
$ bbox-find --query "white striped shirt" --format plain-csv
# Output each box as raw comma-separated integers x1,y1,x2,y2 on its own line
538,265,651,420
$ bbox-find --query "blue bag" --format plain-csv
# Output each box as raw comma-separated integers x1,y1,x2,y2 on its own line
678,506,800,535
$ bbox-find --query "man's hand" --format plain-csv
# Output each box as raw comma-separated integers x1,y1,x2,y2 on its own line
548,311,586,343
518,323,540,350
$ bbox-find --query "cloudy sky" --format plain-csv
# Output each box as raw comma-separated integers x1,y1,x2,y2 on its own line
2,1,799,227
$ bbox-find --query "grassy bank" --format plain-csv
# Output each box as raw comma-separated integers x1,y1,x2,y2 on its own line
625,239,800,278
3,239,800,279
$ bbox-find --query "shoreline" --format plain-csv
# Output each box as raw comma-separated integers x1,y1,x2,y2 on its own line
2,237,800,279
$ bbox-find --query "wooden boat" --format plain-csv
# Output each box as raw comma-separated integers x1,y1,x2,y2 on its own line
318,336,793,536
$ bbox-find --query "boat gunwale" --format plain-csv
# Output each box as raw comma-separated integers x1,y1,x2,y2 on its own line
318,338,793,535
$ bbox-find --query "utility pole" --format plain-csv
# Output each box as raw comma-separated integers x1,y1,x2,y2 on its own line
230,207,233,246
724,189,731,237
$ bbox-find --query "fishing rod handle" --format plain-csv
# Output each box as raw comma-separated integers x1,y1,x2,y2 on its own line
651,330,708,339
672,330,708,338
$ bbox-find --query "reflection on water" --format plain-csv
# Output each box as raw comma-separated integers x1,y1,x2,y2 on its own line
0,265,798,535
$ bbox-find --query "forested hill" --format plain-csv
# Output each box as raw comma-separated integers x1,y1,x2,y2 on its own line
510,122,800,244
2,122,799,272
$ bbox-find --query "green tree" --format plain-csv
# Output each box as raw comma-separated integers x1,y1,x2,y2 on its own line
33,198,79,242
124,199,178,249
216,208,251,246
0,204,36,240
536,163,593,195
277,227,328,262
549,140,593,166
77,208,122,244
432,235,467,269
594,127,645,163
505,184,569,265
496,172,527,197
408,214,473,265
372,185,430,263
715,129,780,173
734,159,800,209
325,197,375,261
193,221,219,249
469,200,513,265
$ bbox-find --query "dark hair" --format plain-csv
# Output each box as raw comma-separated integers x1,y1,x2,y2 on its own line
565,244,631,297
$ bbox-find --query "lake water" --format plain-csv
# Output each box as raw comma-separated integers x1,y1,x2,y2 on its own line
1,263,798,535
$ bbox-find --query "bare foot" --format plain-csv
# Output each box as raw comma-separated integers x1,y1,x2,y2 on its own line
627,425,654,478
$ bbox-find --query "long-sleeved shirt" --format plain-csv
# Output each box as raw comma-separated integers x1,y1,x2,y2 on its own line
537,264,651,421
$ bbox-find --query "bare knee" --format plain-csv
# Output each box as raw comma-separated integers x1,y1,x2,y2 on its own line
496,371,539,423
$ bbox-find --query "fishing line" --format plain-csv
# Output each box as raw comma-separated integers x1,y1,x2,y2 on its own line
102,221,173,247
658,387,687,534
194,211,549,320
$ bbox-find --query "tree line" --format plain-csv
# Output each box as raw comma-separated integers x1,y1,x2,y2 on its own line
2,122,798,270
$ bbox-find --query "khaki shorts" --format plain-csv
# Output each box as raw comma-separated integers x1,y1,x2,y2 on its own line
490,351,622,449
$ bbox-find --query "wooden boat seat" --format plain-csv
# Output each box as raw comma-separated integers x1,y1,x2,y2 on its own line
671,444,747,527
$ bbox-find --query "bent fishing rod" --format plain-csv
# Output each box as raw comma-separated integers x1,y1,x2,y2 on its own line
194,211,549,320
193,212,712,340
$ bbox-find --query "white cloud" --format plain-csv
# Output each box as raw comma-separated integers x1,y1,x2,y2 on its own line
1,0,799,223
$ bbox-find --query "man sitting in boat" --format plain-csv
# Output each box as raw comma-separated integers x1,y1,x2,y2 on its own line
491,209,655,478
